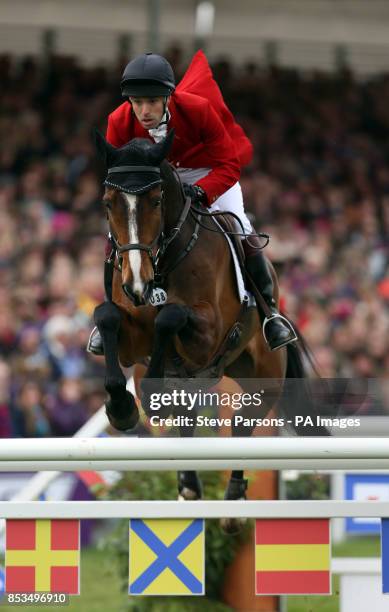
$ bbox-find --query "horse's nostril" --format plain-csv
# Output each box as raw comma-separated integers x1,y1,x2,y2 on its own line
122,284,134,300
122,283,146,306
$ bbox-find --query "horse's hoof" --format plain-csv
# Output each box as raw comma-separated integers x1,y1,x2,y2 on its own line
220,477,248,534
178,487,202,501
224,477,248,500
220,516,247,535
105,391,139,432
178,472,202,500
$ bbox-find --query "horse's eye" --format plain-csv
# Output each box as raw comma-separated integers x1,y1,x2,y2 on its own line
104,200,112,210
152,198,162,208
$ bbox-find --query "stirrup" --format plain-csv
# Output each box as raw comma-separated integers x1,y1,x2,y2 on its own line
262,313,298,351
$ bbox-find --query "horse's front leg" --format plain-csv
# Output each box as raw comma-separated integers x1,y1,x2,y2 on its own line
140,303,192,415
176,403,202,501
94,302,139,431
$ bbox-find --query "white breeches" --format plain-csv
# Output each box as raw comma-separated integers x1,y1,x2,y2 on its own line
177,168,253,236
210,181,252,236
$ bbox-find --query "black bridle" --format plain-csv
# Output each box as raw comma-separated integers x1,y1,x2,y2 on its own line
105,164,194,281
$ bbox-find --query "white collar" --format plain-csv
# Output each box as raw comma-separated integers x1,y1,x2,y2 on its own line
148,110,170,143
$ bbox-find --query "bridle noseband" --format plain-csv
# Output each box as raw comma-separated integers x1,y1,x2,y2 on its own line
108,217,164,273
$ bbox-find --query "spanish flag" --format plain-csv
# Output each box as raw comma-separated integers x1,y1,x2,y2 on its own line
5,520,80,594
255,519,331,595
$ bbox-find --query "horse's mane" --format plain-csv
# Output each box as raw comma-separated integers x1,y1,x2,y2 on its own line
160,159,182,195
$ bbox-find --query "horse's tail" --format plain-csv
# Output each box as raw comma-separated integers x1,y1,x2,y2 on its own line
278,331,331,436
289,325,321,377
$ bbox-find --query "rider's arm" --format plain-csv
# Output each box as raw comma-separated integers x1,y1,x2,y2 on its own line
106,103,133,147
194,101,241,206
106,115,123,147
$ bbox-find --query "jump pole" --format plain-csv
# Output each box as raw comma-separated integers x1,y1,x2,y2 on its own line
0,437,389,471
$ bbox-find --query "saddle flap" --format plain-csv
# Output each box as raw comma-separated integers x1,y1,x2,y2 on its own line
215,213,246,276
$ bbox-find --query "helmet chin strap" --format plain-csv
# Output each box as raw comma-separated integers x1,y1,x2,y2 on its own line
160,97,170,126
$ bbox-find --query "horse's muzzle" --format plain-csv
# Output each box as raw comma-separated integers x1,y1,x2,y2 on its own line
122,282,153,307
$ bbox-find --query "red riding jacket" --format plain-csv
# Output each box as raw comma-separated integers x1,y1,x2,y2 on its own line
106,51,253,205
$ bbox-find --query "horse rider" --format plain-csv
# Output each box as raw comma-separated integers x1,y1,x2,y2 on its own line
88,52,296,354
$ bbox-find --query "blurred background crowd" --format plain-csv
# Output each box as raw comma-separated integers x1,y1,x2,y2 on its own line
0,47,387,437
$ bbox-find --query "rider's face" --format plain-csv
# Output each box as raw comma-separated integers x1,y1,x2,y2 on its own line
129,96,168,129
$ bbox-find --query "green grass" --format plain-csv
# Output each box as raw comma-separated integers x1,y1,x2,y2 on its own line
333,535,380,557
287,536,381,612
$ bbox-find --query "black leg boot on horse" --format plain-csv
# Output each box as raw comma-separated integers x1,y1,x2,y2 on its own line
89,248,139,431
243,234,297,351
94,300,139,431
140,303,193,415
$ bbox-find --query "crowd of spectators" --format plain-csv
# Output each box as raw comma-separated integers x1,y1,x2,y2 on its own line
0,47,387,437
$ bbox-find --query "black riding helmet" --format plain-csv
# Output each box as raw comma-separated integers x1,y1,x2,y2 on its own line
121,52,175,98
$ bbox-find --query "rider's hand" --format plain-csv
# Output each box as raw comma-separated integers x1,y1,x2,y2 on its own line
183,183,207,206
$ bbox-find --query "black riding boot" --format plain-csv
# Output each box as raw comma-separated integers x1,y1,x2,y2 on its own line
243,235,296,351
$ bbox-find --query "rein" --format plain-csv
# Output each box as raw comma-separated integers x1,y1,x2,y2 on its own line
169,166,270,249
189,206,270,249
105,162,269,288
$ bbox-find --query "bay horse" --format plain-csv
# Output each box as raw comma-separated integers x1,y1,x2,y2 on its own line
93,130,328,532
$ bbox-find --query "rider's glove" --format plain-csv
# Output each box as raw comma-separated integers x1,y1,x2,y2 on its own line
183,183,207,206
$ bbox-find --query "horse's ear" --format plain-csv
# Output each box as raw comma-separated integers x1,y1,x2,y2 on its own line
93,129,116,168
149,129,175,165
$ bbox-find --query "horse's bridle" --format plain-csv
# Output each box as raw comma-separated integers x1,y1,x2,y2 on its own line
105,164,193,279
108,212,164,272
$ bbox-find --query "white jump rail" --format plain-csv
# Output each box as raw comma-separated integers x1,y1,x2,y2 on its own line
1,500,389,519
1,437,389,471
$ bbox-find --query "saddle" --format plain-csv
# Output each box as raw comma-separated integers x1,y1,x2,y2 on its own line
212,213,248,299
216,213,246,268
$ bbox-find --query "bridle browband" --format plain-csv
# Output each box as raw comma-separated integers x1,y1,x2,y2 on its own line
107,165,160,175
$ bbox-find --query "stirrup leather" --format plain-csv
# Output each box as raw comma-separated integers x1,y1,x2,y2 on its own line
262,313,298,350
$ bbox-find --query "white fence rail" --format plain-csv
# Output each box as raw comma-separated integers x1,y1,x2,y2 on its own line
1,500,389,519
1,437,389,472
